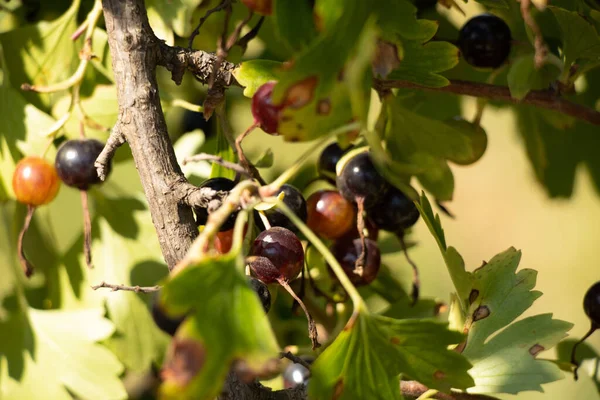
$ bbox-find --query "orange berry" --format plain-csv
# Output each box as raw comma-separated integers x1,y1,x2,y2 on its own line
12,156,61,206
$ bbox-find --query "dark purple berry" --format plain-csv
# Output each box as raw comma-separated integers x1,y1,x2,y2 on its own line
332,238,381,286
318,142,352,181
258,184,307,232
584,282,600,326
55,139,110,190
248,277,271,313
194,178,237,231
458,14,512,69
337,152,389,208
251,227,304,282
283,357,314,389
368,186,419,232
151,293,185,336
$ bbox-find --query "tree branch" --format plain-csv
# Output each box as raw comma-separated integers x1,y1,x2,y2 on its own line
91,281,161,293
375,79,600,126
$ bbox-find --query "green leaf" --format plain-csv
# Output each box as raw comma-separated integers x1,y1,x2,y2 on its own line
159,251,280,400
273,0,317,51
507,54,561,100
0,202,20,316
233,60,281,97
88,193,170,372
175,130,210,180
386,40,460,88
253,147,274,168
462,248,574,394
308,312,473,399
0,307,126,400
413,155,454,201
416,193,471,306
0,0,80,109
210,122,236,180
550,7,600,69
146,0,202,39
373,0,438,43
384,97,479,166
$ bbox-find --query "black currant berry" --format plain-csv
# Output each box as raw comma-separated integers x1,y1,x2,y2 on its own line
306,190,356,240
332,238,381,286
282,357,314,389
248,277,272,313
151,293,185,336
13,156,61,206
55,139,110,190
337,152,389,208
258,184,307,232
318,142,351,182
252,81,282,135
251,227,304,283
194,178,237,231
584,281,600,326
458,14,511,69
413,0,437,11
367,186,419,232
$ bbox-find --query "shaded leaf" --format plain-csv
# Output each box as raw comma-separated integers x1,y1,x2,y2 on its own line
309,312,473,399
159,251,279,400
550,6,600,69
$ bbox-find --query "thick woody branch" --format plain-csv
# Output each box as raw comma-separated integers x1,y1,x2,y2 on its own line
375,78,600,126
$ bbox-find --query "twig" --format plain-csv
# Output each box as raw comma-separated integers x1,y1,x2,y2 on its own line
235,122,267,184
571,322,597,380
354,197,367,272
188,0,234,49
397,232,420,305
95,127,125,181
278,279,321,350
81,190,94,269
280,352,313,372
184,153,251,177
91,281,161,293
17,205,36,278
374,79,600,126
236,16,265,53
519,0,548,69
400,381,499,400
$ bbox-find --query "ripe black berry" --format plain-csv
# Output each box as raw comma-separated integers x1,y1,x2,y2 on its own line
259,184,307,233
584,281,600,326
194,178,237,231
55,139,110,190
252,81,282,135
282,357,314,389
251,227,304,283
337,152,389,208
332,238,381,286
367,186,419,232
318,143,351,182
458,14,511,69
248,277,271,313
151,293,185,336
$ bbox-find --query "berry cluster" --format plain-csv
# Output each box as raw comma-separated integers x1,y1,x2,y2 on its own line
12,138,111,276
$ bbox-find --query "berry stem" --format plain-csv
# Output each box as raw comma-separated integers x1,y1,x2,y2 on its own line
261,122,361,197
571,322,597,380
396,232,420,305
80,190,94,269
278,278,321,350
17,205,36,278
275,202,367,312
235,122,266,184
91,281,161,293
354,197,367,272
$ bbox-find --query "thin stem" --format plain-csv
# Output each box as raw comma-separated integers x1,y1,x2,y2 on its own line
397,232,420,305
184,153,250,177
80,190,94,269
275,202,366,311
171,99,203,113
257,210,271,230
374,79,600,126
187,0,233,49
261,122,361,197
355,197,367,272
571,322,597,380
17,205,36,278
280,351,312,372
278,279,321,350
235,122,266,184
91,281,161,293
